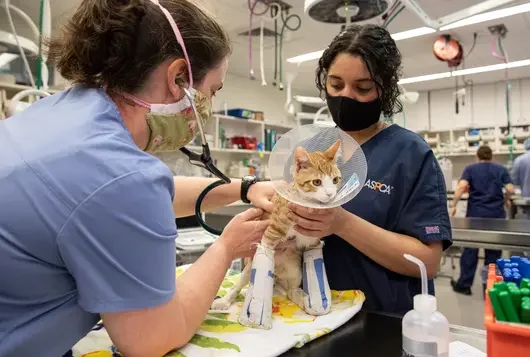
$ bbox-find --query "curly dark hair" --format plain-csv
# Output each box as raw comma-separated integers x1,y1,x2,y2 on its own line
46,0,231,93
315,24,403,117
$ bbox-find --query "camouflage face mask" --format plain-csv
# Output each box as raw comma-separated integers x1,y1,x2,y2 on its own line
143,89,211,153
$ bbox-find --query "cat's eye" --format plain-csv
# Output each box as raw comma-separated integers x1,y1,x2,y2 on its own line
312,179,322,186
333,177,341,184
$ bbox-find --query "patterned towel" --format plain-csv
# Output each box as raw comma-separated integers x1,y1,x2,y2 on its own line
73,264,365,357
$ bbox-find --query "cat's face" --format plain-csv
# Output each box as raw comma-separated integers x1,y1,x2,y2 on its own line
293,139,342,204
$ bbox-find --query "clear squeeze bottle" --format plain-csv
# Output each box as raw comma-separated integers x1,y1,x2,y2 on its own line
402,254,450,357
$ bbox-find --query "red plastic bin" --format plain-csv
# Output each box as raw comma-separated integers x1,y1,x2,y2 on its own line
485,264,530,356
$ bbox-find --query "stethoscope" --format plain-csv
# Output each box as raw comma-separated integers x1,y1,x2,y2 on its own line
180,87,230,236
276,8,301,91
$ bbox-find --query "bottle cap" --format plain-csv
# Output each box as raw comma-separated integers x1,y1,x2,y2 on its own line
413,294,437,313
522,278,530,290
494,281,508,291
519,288,530,299
511,256,522,263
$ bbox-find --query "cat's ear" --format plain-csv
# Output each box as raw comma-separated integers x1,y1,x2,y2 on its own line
294,147,310,172
324,139,341,162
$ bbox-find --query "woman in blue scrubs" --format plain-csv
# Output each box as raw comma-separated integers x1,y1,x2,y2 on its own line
288,24,452,314
0,1,275,356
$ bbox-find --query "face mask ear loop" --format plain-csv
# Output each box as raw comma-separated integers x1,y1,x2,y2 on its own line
149,0,193,87
150,0,231,236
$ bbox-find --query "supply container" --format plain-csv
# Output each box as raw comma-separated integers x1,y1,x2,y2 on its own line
485,264,530,356
226,108,261,120
175,229,216,266
402,254,450,357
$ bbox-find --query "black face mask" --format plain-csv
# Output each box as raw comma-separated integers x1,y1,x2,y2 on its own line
326,95,382,132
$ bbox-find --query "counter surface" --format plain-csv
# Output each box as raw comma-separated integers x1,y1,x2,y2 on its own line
281,311,485,356
450,217,530,233
450,217,530,250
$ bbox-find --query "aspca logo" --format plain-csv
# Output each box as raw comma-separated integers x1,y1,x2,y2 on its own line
364,179,393,195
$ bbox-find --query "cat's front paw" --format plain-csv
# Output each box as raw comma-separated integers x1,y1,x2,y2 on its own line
303,301,332,316
211,298,232,311
238,297,272,330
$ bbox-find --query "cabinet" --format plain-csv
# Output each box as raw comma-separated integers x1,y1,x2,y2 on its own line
500,79,523,126
519,78,530,125
494,80,522,127
470,83,501,128
430,89,471,131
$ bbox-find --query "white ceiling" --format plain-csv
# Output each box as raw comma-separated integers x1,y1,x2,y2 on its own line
5,0,530,95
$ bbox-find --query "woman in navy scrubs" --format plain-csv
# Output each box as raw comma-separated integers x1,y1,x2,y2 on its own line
288,24,452,314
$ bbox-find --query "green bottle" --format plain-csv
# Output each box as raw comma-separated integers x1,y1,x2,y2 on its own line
521,288,530,299
499,291,521,323
488,288,507,322
521,302,530,324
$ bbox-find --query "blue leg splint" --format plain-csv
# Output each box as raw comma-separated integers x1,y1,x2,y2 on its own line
238,244,275,330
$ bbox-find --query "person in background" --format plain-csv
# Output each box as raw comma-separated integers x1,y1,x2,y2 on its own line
450,145,515,295
512,138,530,218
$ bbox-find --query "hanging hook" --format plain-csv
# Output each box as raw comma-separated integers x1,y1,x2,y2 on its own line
260,2,281,86
278,7,301,91
247,0,271,80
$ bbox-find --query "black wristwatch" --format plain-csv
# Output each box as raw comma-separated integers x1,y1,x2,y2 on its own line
241,175,258,204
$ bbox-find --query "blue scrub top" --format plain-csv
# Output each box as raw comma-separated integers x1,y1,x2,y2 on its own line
513,152,530,198
0,87,178,356
513,152,530,216
323,124,452,314
461,162,512,218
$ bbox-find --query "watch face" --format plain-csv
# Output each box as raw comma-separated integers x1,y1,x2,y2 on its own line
244,175,256,181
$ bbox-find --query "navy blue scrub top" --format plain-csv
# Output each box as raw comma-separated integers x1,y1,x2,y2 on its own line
461,162,512,219
323,124,452,315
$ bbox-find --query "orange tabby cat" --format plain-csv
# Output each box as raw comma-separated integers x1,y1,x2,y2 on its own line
211,139,342,315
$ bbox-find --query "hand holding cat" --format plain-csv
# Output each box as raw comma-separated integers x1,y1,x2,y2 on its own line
287,203,347,238
218,208,271,259
247,181,275,213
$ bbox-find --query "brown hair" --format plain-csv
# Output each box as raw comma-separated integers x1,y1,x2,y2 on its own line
46,0,231,93
477,145,493,161
315,24,403,117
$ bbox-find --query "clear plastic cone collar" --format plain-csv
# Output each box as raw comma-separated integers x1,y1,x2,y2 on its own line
268,124,367,208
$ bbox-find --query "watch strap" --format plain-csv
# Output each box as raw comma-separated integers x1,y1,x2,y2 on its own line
241,176,258,204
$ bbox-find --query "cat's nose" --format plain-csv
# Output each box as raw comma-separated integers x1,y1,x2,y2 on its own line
326,191,333,197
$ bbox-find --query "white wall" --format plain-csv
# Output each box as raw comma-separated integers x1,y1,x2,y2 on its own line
394,78,530,133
